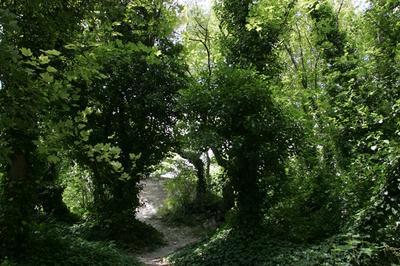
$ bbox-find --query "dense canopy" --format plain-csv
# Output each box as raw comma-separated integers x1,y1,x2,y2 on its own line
0,0,399,265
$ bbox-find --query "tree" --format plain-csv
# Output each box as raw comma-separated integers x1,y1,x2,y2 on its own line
355,0,400,243
68,0,187,237
175,5,219,207
0,0,91,255
206,0,298,227
181,66,298,228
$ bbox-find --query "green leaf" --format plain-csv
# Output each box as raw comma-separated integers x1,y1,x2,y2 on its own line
155,50,162,56
64,44,78,50
111,161,123,172
112,31,123,37
119,173,131,181
47,155,60,164
24,60,38,67
360,248,373,257
45,49,61,56
20,47,33,57
98,73,108,79
46,66,57,73
40,72,54,83
58,90,69,99
39,55,50,64
78,123,86,129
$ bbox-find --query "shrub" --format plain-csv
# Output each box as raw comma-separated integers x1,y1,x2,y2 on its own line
159,158,223,226
0,223,140,266
71,217,164,252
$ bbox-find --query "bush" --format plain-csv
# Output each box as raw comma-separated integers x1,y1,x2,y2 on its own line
161,159,197,217
71,217,164,252
159,158,223,226
60,163,93,218
0,223,140,266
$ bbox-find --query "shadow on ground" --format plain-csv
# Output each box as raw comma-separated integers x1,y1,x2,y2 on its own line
136,177,201,266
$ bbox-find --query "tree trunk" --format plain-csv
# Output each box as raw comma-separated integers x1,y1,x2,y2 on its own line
0,151,34,256
222,175,234,214
232,144,263,229
178,150,207,204
234,152,262,229
211,147,234,214
205,151,211,182
193,155,206,203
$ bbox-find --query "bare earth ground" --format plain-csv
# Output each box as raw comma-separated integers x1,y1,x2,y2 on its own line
136,177,201,266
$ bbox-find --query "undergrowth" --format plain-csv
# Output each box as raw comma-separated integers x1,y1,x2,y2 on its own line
0,223,140,266
168,228,400,266
161,192,223,227
159,164,224,228
71,217,165,252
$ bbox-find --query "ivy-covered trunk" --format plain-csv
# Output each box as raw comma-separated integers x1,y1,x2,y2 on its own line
0,151,35,256
232,147,263,228
193,156,207,203
179,150,207,204
108,178,139,232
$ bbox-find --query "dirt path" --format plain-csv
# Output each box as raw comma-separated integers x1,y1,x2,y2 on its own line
136,178,200,266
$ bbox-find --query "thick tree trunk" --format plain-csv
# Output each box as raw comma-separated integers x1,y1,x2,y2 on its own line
234,151,263,229
0,151,34,256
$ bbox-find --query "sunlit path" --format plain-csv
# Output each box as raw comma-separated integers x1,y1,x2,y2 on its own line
136,177,201,266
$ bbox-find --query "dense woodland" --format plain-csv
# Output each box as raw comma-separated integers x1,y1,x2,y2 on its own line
0,0,399,265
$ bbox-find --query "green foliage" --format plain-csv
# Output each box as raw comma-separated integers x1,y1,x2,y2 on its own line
309,0,347,62
153,155,222,225
160,157,198,217
0,0,96,255
180,65,299,227
71,218,164,252
274,0,399,245
66,0,187,230
0,0,186,260
169,229,400,266
215,0,295,72
264,164,345,242
60,163,93,217
1,0,399,264
183,5,221,76
0,223,140,266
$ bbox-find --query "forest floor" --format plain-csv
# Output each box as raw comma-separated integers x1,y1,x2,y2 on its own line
136,177,201,266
